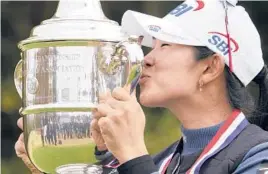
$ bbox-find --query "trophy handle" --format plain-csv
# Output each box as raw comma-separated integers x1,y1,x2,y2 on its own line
14,59,23,98
111,36,144,94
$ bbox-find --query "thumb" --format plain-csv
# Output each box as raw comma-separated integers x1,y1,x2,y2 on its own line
123,85,137,100
130,89,137,99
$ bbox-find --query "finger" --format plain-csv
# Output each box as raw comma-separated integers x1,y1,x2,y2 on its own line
124,84,131,93
15,140,26,157
18,133,24,143
99,89,112,103
129,88,137,99
22,157,40,174
112,87,132,101
90,119,101,133
17,117,23,130
123,85,137,99
92,109,105,120
98,117,113,137
106,98,125,110
14,139,40,173
90,120,107,150
96,103,116,118
20,155,41,174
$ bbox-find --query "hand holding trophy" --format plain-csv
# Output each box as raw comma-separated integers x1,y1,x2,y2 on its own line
15,118,42,174
14,0,144,173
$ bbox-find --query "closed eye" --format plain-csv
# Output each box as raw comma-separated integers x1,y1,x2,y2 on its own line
161,43,171,48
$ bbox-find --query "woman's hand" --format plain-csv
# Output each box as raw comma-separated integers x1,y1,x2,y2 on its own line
14,117,42,174
96,87,148,164
90,91,111,151
90,113,107,151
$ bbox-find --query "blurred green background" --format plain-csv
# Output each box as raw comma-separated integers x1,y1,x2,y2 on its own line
1,1,268,174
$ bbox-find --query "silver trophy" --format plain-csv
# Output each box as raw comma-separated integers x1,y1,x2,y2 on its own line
14,0,144,173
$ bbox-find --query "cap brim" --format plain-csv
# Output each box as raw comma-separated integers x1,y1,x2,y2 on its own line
121,10,204,47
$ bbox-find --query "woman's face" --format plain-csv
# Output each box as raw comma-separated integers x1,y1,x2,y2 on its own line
139,39,202,107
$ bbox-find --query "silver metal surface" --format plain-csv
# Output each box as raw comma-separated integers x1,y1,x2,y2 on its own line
14,0,144,173
18,0,124,48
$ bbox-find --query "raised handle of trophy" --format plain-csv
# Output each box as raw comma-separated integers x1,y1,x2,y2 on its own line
14,59,23,98
111,36,144,94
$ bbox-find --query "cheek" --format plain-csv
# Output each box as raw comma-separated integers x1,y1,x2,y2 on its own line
159,54,198,95
138,72,188,107
139,64,198,106
138,74,169,107
139,48,199,106
157,70,195,96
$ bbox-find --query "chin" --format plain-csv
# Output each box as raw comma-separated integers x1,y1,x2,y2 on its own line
139,91,165,107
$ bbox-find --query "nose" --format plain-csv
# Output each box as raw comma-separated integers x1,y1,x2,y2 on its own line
143,52,155,68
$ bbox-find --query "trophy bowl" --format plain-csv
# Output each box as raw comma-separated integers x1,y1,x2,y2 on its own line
14,1,144,173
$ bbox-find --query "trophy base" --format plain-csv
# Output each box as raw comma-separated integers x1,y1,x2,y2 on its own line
56,164,103,174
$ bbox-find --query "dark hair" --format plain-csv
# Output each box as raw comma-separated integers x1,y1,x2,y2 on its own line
194,46,268,131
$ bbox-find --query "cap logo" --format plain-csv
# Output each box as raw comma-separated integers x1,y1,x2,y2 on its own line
148,25,161,32
168,0,204,17
194,1,205,11
208,32,239,56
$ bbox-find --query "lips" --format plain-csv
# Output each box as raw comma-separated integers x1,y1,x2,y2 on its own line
140,74,150,78
139,74,150,84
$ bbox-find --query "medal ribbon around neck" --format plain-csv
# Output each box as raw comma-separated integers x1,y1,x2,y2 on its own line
186,110,248,174
104,158,121,168
159,153,174,174
158,110,248,174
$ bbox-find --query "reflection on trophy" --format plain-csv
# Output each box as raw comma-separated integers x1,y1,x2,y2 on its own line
14,0,144,173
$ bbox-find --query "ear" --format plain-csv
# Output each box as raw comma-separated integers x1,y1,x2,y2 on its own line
199,54,225,85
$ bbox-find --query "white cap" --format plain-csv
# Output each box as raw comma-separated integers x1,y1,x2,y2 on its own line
121,0,264,86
